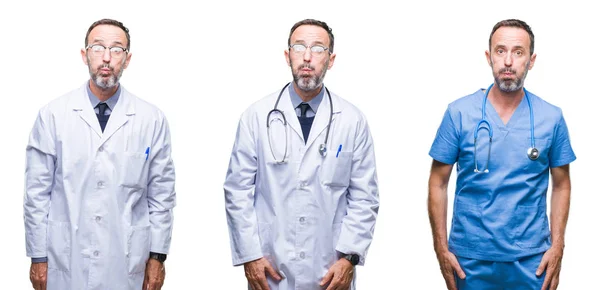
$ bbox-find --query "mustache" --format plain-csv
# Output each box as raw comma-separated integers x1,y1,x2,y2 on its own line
498,67,516,74
97,64,114,71
297,64,315,71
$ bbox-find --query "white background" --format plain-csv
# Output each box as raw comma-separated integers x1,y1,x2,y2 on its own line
1,0,598,289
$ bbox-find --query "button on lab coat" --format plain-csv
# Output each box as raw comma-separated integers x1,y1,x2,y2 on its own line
224,87,379,290
24,83,176,290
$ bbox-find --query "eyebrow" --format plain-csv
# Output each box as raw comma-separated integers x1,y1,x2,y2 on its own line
293,40,326,46
90,38,125,47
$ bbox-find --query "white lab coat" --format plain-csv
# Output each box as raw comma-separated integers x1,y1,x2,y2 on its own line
24,83,176,290
224,86,379,290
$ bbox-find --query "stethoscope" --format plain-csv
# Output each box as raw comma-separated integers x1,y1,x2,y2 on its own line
266,82,333,164
474,84,539,173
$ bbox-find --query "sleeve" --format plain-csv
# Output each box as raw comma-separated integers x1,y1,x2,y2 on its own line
428,106,460,165
549,112,576,168
146,113,176,254
335,116,379,266
24,108,56,258
223,117,262,266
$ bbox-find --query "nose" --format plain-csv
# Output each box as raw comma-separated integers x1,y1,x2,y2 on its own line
503,53,513,67
102,49,112,63
302,49,312,62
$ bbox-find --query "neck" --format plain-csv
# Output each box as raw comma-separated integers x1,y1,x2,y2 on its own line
89,80,118,102
488,84,524,110
293,82,322,102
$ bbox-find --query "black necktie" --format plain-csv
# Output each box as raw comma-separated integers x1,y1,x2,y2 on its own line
96,103,110,132
299,103,310,117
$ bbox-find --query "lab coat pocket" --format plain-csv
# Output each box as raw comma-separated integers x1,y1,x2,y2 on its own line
321,152,352,187
513,205,550,249
126,225,151,275
47,221,71,272
121,152,148,189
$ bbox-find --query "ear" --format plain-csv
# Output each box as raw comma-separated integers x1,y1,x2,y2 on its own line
528,53,537,70
123,52,132,69
284,49,291,67
81,48,89,65
327,53,336,70
485,50,492,67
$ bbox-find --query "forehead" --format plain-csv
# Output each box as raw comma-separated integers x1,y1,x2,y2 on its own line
88,24,127,45
491,26,530,49
290,24,329,45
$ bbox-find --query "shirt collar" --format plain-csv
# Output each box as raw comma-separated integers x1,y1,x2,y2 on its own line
289,83,324,113
87,81,121,110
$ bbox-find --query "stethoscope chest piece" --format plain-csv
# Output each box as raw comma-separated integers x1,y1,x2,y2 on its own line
527,147,539,160
319,144,327,157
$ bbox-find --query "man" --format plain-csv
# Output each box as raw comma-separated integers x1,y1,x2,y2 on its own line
224,19,379,290
24,19,176,290
428,19,575,290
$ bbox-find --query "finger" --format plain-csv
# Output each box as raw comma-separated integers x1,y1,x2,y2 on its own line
321,268,335,286
550,276,559,290
541,266,553,290
442,271,458,290
450,258,466,279
250,280,262,290
257,274,270,290
536,256,548,276
264,264,281,281
325,275,339,290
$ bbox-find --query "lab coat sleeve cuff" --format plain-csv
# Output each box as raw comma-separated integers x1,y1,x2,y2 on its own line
232,252,264,267
25,227,48,258
149,210,174,254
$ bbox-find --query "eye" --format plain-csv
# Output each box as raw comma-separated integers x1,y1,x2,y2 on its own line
291,44,307,52
496,49,505,54
310,45,326,53
110,47,124,54
91,45,105,52
515,50,523,56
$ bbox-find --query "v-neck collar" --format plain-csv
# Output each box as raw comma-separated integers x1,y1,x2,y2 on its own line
484,90,528,132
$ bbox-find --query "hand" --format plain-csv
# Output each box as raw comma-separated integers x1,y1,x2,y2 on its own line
537,246,564,290
244,257,282,290
320,258,354,290
29,262,47,290
143,259,165,290
436,250,465,290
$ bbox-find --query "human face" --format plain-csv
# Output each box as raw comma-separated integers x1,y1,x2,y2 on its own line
285,25,336,92
81,24,132,90
486,26,536,93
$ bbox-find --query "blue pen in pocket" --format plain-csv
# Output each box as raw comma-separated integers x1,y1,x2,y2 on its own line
336,144,342,158
145,147,150,160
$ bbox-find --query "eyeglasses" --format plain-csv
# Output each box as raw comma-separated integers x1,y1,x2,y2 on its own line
86,44,128,58
289,44,330,55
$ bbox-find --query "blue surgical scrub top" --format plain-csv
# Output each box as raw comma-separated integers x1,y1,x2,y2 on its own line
429,87,576,262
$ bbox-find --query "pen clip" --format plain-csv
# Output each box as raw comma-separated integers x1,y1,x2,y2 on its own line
336,144,342,158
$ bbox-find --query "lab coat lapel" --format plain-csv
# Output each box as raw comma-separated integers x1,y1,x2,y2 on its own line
99,88,135,146
279,89,304,141
305,89,342,150
72,84,102,138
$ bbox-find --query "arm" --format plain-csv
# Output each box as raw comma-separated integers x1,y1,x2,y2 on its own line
428,160,464,290
428,160,453,256
334,118,379,266
224,117,262,266
24,109,55,289
24,109,55,260
537,164,571,290
146,114,176,255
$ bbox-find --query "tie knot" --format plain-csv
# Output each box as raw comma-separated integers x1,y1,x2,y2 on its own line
96,103,109,116
298,103,311,117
